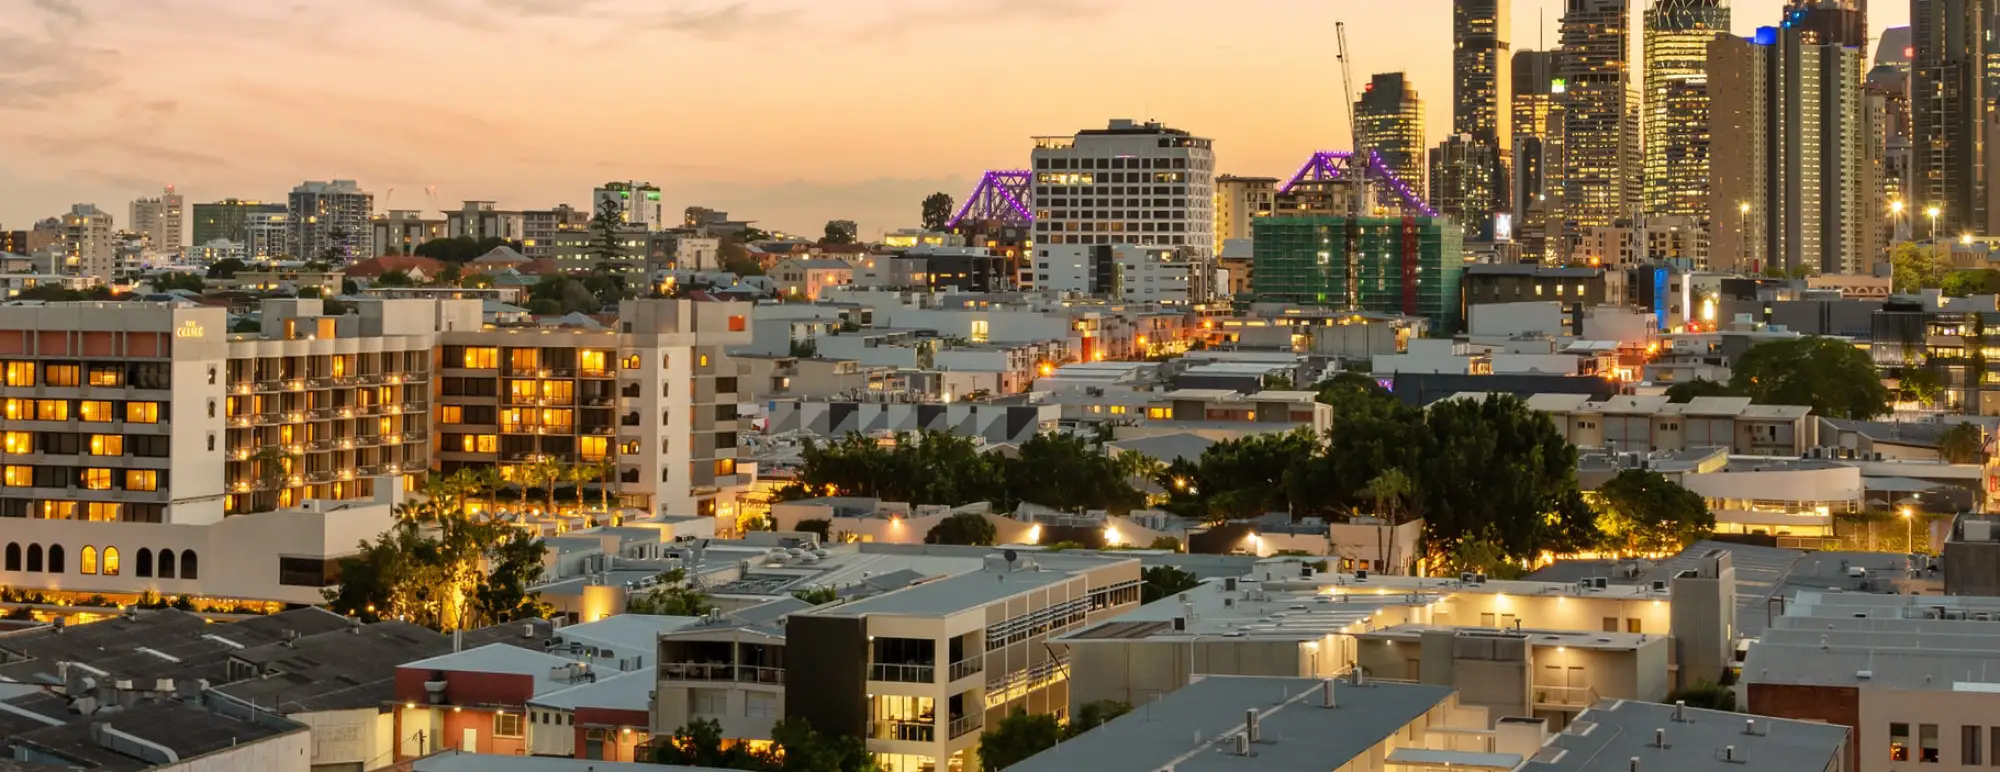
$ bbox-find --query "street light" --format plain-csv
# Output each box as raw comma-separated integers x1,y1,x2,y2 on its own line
1901,506,1915,555
1927,206,1942,242
1738,202,1752,272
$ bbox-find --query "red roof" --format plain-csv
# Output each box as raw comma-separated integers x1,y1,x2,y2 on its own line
346,255,445,278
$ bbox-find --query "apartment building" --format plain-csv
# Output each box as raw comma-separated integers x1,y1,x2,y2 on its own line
1135,389,1333,438
522,204,592,261
1030,244,1209,305
289,180,375,261
785,551,1141,772
594,182,664,229
447,200,526,242
374,209,449,255
54,204,115,284
1517,393,1817,455
1030,119,1216,260
771,258,855,300
127,185,185,255
435,299,753,519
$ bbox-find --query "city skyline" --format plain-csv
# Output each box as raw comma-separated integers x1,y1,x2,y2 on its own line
0,0,1912,236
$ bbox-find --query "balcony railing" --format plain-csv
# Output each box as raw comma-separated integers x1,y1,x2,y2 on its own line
661,662,783,684
947,715,982,739
948,657,982,681
1534,685,1598,708
871,720,934,743
868,663,934,684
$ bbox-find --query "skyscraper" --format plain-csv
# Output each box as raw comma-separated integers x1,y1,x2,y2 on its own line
1558,0,1640,252
1780,0,1867,48
1453,0,1512,226
1512,49,1562,259
1910,0,1989,238
1642,1,1729,223
288,180,375,262
1429,135,1505,228
1709,35,1770,274
1356,73,1428,198
1030,119,1217,303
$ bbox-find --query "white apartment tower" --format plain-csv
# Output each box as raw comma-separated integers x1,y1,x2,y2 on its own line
1028,119,1215,300
288,180,375,262
594,182,665,229
128,186,185,255
56,204,115,285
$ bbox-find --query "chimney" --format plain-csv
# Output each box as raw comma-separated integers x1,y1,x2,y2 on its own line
1245,709,1260,743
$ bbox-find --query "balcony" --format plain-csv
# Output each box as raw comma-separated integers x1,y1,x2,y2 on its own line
661,662,784,685
868,663,934,684
580,369,615,379
947,714,982,739
948,657,982,682
871,720,934,744
1534,685,1598,709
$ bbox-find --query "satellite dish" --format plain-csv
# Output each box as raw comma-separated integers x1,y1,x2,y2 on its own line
1003,549,1018,564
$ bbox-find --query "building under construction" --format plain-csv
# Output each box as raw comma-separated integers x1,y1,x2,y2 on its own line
1249,215,1467,333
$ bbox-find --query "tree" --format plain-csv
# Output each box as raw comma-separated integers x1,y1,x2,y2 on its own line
1066,700,1132,737
1173,430,1320,521
718,237,765,276
627,568,716,616
1664,378,1733,402
1147,536,1182,552
1594,469,1714,555
414,235,521,263
921,192,955,231
1940,423,1987,464
372,270,415,288
822,220,858,245
1665,681,1737,712
1413,396,1596,562
1901,366,1943,407
652,717,873,772
978,709,1063,771
526,455,567,514
1891,241,1951,292
589,205,629,268
1729,337,1890,419
924,512,997,546
206,257,247,279
1361,468,1414,571
530,276,604,315
792,586,839,605
1140,565,1202,603
151,272,204,293
323,483,552,631
1003,433,1143,513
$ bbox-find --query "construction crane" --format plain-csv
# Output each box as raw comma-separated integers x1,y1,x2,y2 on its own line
425,185,442,216
1335,20,1358,158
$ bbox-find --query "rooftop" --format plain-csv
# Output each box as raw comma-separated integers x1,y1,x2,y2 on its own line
0,607,353,687
1357,623,1657,651
412,751,722,772
212,620,451,713
1059,579,1417,644
1522,699,1848,772
1003,675,1455,772
1,697,304,772
401,644,590,696
809,551,1132,617
527,667,656,712
1743,589,2000,690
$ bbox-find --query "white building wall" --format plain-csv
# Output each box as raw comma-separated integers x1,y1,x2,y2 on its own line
153,728,311,772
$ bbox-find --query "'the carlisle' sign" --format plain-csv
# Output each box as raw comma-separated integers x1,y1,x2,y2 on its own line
174,320,205,339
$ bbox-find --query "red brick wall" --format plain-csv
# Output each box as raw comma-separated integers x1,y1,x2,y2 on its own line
1747,683,1859,771
393,667,536,707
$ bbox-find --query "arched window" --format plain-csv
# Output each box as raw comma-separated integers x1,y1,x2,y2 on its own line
103,547,119,576
79,546,97,575
3,543,17,572
25,544,41,572
136,548,153,578
179,550,197,579
47,544,64,573
158,549,176,579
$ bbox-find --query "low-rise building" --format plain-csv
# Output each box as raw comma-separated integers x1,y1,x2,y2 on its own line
770,258,854,300
1132,389,1332,438
1515,394,1818,456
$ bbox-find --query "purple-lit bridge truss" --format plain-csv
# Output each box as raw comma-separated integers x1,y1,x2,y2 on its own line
948,170,1034,227
1278,150,1438,218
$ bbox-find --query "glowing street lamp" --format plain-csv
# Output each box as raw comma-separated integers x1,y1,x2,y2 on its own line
1901,506,1915,554
1926,206,1942,242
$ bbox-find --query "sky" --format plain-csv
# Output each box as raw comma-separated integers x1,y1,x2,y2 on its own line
0,0,1910,238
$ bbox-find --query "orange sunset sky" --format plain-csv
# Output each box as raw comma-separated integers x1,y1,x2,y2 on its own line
0,0,1909,237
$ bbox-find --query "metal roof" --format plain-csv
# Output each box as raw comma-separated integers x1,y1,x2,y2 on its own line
1522,699,1847,772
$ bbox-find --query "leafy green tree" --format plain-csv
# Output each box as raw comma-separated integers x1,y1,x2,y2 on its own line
718,237,765,276
791,586,839,605
627,568,716,616
323,481,551,630
1900,366,1943,407
979,709,1063,771
1664,378,1733,402
1892,241,1951,292
651,717,872,771
1415,396,1596,561
414,235,521,262
1147,536,1182,552
1004,433,1143,513
1066,700,1132,737
1174,429,1319,521
1665,681,1737,712
151,272,205,293
1729,336,1890,419
822,220,858,245
206,257,247,279
530,276,605,315
372,270,415,288
651,718,767,768
924,513,997,546
1141,565,1202,603
1594,469,1714,555
922,192,955,231
1313,371,1398,416
791,431,1004,505
1940,423,1987,464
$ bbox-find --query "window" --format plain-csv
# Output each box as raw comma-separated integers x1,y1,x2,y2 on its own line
509,348,540,372
78,400,111,422
179,550,197,579
1965,726,1983,765
463,347,498,369
126,402,159,423
89,435,122,456
43,365,78,387
126,470,158,492
47,544,64,572
2,432,29,454
36,400,69,421
494,713,524,738
714,459,736,476
1893,723,1911,761
136,548,152,577
3,362,34,386
462,435,497,453
747,692,779,718
1922,724,1939,763
80,546,97,575
1625,619,1642,634
85,503,120,521
82,468,112,490
580,436,608,461
25,544,41,572
158,549,175,578
439,406,464,424
621,440,639,455
1,399,23,420
102,547,118,576
3,543,17,571
692,690,728,716
621,355,641,370
698,354,710,368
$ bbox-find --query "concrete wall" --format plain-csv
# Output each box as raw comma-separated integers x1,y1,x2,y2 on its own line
291,708,392,771
155,728,311,772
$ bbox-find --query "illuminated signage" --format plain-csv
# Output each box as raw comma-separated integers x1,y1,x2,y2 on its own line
174,320,205,339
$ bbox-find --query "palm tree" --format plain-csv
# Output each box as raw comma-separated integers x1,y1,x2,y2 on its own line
249,448,299,512
1362,469,1413,575
580,455,619,512
528,455,566,515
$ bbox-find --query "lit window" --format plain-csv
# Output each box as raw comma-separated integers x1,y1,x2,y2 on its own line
698,354,710,368
463,347,499,369
439,406,464,424
78,400,112,422
3,362,35,386
80,546,97,575
126,402,159,423
494,713,524,739
581,436,608,461
88,367,120,387
43,365,78,387
2,466,30,487
41,501,74,520
580,350,608,375
2,432,30,454
2,399,25,420
37,400,69,421
83,468,113,490
102,547,119,576
89,435,123,456
126,470,158,492
621,355,641,370
85,502,119,521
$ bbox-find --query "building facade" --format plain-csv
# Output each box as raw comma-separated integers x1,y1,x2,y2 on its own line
594,182,664,230
1213,175,1277,254
1642,1,1729,224
54,204,115,284
1513,48,1563,260
1251,216,1467,333
1557,0,1640,251
289,180,375,262
191,199,287,250
1030,119,1216,259
1356,73,1428,197
127,186,185,255
1452,0,1512,227
1910,0,1991,238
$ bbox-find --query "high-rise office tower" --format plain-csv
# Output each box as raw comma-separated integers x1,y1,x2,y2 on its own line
1643,1,1730,223
1030,119,1216,303
1780,0,1867,48
1356,73,1428,198
128,186,185,255
1453,0,1512,227
288,180,375,262
1513,49,1562,259
1429,135,1506,229
1910,0,1990,238
1558,0,1640,252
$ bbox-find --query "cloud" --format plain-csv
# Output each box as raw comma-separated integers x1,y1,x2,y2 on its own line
386,0,793,40
644,2,797,40
28,0,86,28
0,0,116,108
875,0,1120,31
